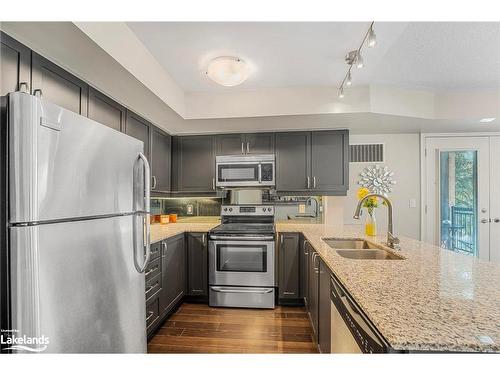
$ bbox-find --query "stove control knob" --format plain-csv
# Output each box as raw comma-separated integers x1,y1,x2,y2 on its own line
229,208,233,212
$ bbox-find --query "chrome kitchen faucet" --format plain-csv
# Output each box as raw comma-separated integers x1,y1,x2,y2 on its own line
353,194,400,249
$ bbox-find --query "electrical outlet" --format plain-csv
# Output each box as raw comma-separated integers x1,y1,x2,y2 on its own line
299,204,306,214
186,204,194,215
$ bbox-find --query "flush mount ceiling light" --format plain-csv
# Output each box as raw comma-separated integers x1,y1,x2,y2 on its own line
338,22,377,99
206,56,250,87
479,118,496,123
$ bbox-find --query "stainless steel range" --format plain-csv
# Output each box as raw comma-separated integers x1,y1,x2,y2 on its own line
208,204,276,309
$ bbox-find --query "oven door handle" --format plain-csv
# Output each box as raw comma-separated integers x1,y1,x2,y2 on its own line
209,235,274,241
210,287,274,294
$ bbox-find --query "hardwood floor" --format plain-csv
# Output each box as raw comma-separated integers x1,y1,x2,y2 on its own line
148,303,319,354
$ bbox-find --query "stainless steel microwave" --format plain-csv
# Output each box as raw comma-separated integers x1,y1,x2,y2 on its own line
215,154,275,188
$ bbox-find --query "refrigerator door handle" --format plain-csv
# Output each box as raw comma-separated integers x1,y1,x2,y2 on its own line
133,153,151,273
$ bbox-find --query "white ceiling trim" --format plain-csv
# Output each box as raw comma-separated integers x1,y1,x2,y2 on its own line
185,85,500,121
74,22,187,117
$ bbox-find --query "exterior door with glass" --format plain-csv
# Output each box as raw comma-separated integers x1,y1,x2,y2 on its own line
424,137,490,260
490,137,500,263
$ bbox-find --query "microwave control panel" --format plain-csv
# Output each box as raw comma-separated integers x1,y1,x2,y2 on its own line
261,163,274,182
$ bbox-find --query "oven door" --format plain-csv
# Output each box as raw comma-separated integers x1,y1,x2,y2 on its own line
216,162,259,187
209,239,275,286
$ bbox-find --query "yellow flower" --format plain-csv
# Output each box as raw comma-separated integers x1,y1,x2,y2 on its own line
357,187,370,200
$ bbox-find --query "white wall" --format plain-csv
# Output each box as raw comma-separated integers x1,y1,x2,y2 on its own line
336,134,421,240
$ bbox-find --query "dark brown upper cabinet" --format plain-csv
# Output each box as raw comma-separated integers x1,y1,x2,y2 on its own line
276,130,349,195
216,133,274,155
0,32,31,96
310,130,349,192
125,111,151,159
276,132,311,192
150,127,172,193
87,87,126,132
31,52,88,116
171,135,216,194
245,133,275,154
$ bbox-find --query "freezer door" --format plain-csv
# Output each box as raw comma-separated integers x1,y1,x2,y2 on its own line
9,215,146,353
9,92,145,223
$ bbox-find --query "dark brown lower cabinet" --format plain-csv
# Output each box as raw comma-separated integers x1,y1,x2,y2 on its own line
186,232,208,298
300,235,309,305
159,233,186,318
308,245,319,343
278,233,300,302
318,259,331,353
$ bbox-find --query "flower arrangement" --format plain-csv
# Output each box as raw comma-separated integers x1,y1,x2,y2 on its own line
357,187,379,215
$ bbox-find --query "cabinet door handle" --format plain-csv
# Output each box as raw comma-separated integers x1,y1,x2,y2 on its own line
246,142,250,154
241,142,244,154
152,175,157,190
313,176,316,188
303,239,309,255
202,233,206,245
212,177,215,190
162,242,167,257
146,311,154,321
192,289,205,293
280,234,284,244
307,176,310,189
18,82,29,93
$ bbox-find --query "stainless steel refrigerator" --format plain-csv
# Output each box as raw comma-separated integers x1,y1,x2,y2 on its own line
2,92,151,353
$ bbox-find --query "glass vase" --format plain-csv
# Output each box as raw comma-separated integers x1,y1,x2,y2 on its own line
365,212,377,236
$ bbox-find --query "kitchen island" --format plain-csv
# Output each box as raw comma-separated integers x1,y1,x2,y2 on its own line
149,221,500,353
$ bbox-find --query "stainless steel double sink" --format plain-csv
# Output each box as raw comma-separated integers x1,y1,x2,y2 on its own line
322,238,404,260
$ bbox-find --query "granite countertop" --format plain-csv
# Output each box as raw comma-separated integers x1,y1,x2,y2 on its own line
149,220,500,352
277,223,500,353
150,221,219,243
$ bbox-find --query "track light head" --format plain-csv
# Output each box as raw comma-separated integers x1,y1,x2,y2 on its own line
368,27,377,48
338,87,345,98
356,52,364,69
346,71,352,86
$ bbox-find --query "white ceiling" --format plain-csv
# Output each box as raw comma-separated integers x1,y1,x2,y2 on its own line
127,21,500,93
126,22,407,92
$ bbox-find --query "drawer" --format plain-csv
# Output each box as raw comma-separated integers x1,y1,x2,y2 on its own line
145,256,161,282
145,273,161,301
146,297,159,329
149,242,162,260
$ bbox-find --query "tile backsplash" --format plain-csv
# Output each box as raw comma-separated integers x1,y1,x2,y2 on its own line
151,194,323,222
151,197,222,217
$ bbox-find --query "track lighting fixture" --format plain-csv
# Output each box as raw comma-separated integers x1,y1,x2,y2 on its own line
337,22,376,99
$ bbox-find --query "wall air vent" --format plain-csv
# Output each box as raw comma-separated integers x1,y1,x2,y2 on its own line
349,143,385,163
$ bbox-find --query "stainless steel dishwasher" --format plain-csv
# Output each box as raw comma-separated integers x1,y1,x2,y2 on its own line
330,275,391,353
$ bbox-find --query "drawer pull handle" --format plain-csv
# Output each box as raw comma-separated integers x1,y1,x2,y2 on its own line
145,282,159,294
145,265,159,276
146,311,154,321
